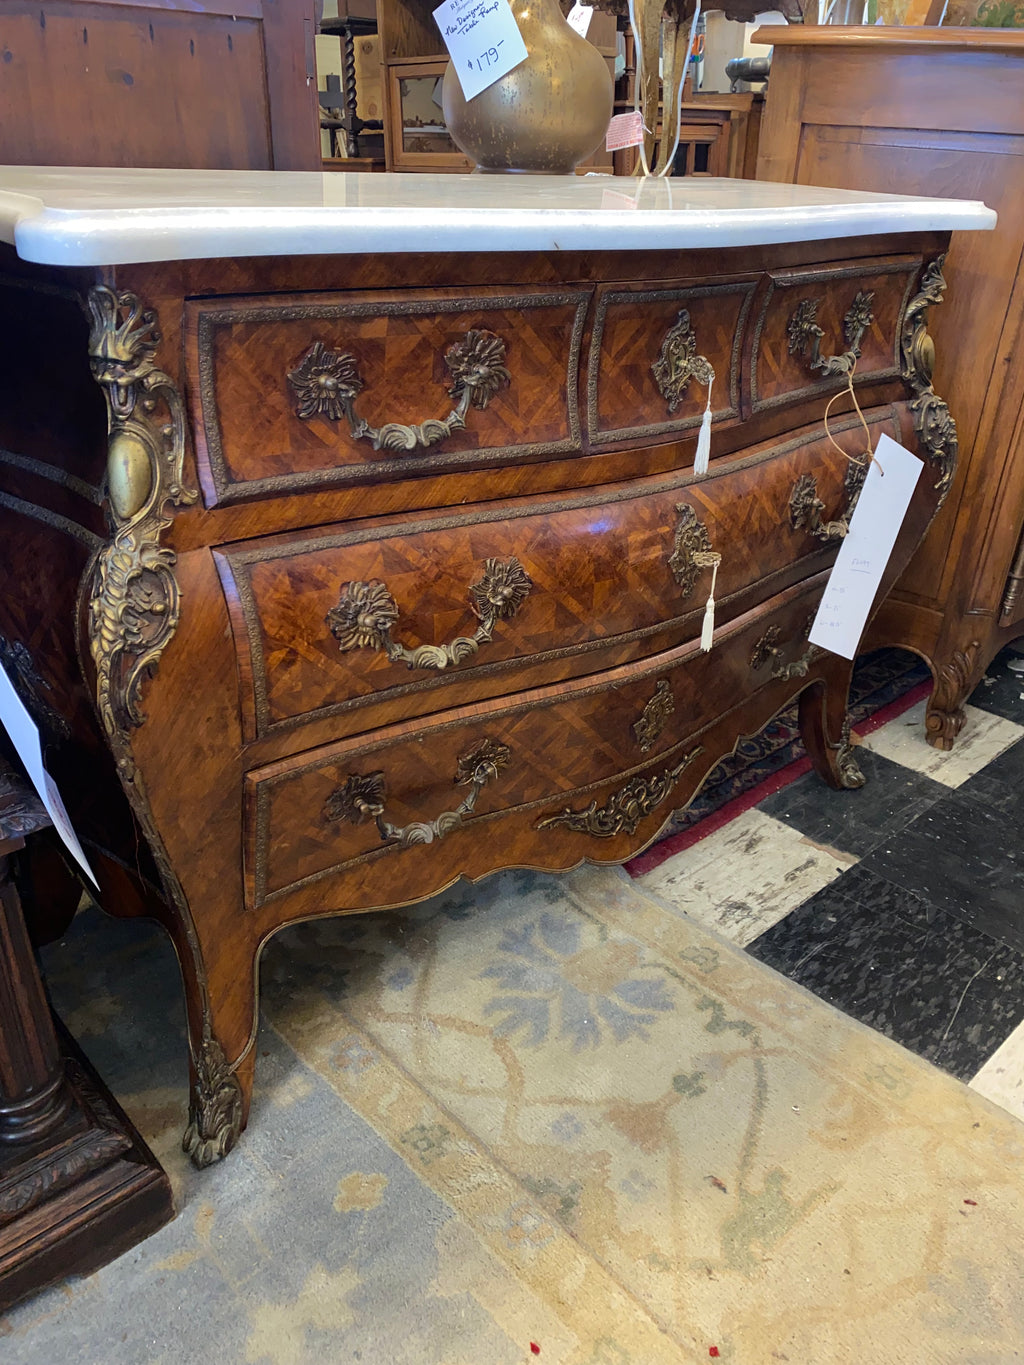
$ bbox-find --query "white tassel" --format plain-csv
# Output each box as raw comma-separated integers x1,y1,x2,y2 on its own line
696,553,720,654
694,374,713,477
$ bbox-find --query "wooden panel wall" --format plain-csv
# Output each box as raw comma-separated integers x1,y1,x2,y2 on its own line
0,0,321,170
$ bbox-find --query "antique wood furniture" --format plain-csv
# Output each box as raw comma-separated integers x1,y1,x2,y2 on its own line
610,95,760,178
320,7,385,163
612,28,763,179
0,761,172,1311
0,168,992,1166
754,27,1024,748
620,0,801,177
0,0,322,171
320,68,385,164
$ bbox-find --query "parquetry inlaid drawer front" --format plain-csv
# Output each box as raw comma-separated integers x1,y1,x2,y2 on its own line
587,281,756,444
216,407,899,739
243,576,829,911
750,258,920,414
188,287,591,506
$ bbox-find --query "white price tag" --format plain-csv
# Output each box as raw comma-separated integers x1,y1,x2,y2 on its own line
433,0,529,102
0,659,97,887
808,432,923,661
605,110,644,151
566,1,594,36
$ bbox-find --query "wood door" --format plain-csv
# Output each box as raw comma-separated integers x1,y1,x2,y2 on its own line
0,0,321,170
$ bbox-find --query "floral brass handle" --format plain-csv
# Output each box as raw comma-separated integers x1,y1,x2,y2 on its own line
322,738,511,849
327,557,532,672
789,462,867,544
786,290,875,380
749,617,821,682
287,328,510,453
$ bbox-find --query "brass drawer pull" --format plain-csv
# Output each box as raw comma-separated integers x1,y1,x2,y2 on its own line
749,620,821,682
789,464,867,544
652,310,714,413
536,745,703,839
668,504,714,599
323,738,511,849
632,679,674,753
787,290,874,380
652,310,715,475
287,328,510,453
327,557,532,672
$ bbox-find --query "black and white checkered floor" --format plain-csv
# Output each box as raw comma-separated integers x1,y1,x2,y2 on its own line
634,644,1024,1122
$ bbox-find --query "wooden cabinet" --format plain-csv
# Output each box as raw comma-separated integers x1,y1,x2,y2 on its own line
754,26,1024,748
0,0,322,171
0,171,978,1166
386,60,474,171
611,90,762,179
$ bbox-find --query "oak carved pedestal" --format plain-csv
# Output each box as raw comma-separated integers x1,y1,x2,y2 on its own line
0,766,173,1312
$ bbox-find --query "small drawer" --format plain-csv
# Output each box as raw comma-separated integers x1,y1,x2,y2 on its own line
216,407,901,740
750,258,920,415
586,280,757,445
187,286,591,506
243,576,829,914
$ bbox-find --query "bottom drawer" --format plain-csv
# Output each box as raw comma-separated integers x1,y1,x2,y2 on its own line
245,574,835,919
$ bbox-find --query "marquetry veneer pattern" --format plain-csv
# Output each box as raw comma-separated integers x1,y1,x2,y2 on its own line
0,227,955,1168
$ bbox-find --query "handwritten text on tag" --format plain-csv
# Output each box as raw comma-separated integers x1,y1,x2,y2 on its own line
566,1,594,35
433,0,529,101
605,110,644,151
808,432,923,661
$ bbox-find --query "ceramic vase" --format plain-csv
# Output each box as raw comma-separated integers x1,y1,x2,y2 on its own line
442,0,615,175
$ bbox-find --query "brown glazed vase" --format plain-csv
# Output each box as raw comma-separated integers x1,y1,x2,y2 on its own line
441,0,615,174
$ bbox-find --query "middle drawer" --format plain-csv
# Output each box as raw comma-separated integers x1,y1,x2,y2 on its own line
216,408,900,741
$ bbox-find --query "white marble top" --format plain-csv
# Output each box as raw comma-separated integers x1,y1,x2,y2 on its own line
0,166,996,266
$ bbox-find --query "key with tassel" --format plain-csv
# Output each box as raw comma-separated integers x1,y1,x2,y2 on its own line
693,550,722,653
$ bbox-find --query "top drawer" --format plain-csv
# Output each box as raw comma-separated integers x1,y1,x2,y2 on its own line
586,280,757,446
187,287,591,507
750,258,920,415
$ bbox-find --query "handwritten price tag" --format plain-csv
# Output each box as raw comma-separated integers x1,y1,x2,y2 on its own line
433,0,529,101
808,432,923,660
605,110,644,151
566,1,594,35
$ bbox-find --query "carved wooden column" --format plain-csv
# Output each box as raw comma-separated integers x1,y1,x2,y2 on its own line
0,847,72,1151
0,766,173,1312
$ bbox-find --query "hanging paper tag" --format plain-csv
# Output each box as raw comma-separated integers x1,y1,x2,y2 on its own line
433,0,529,101
605,110,644,151
808,433,923,661
566,1,595,35
0,660,97,887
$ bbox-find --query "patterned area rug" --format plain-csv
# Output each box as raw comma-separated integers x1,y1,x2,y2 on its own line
7,863,1024,1363
646,646,930,848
